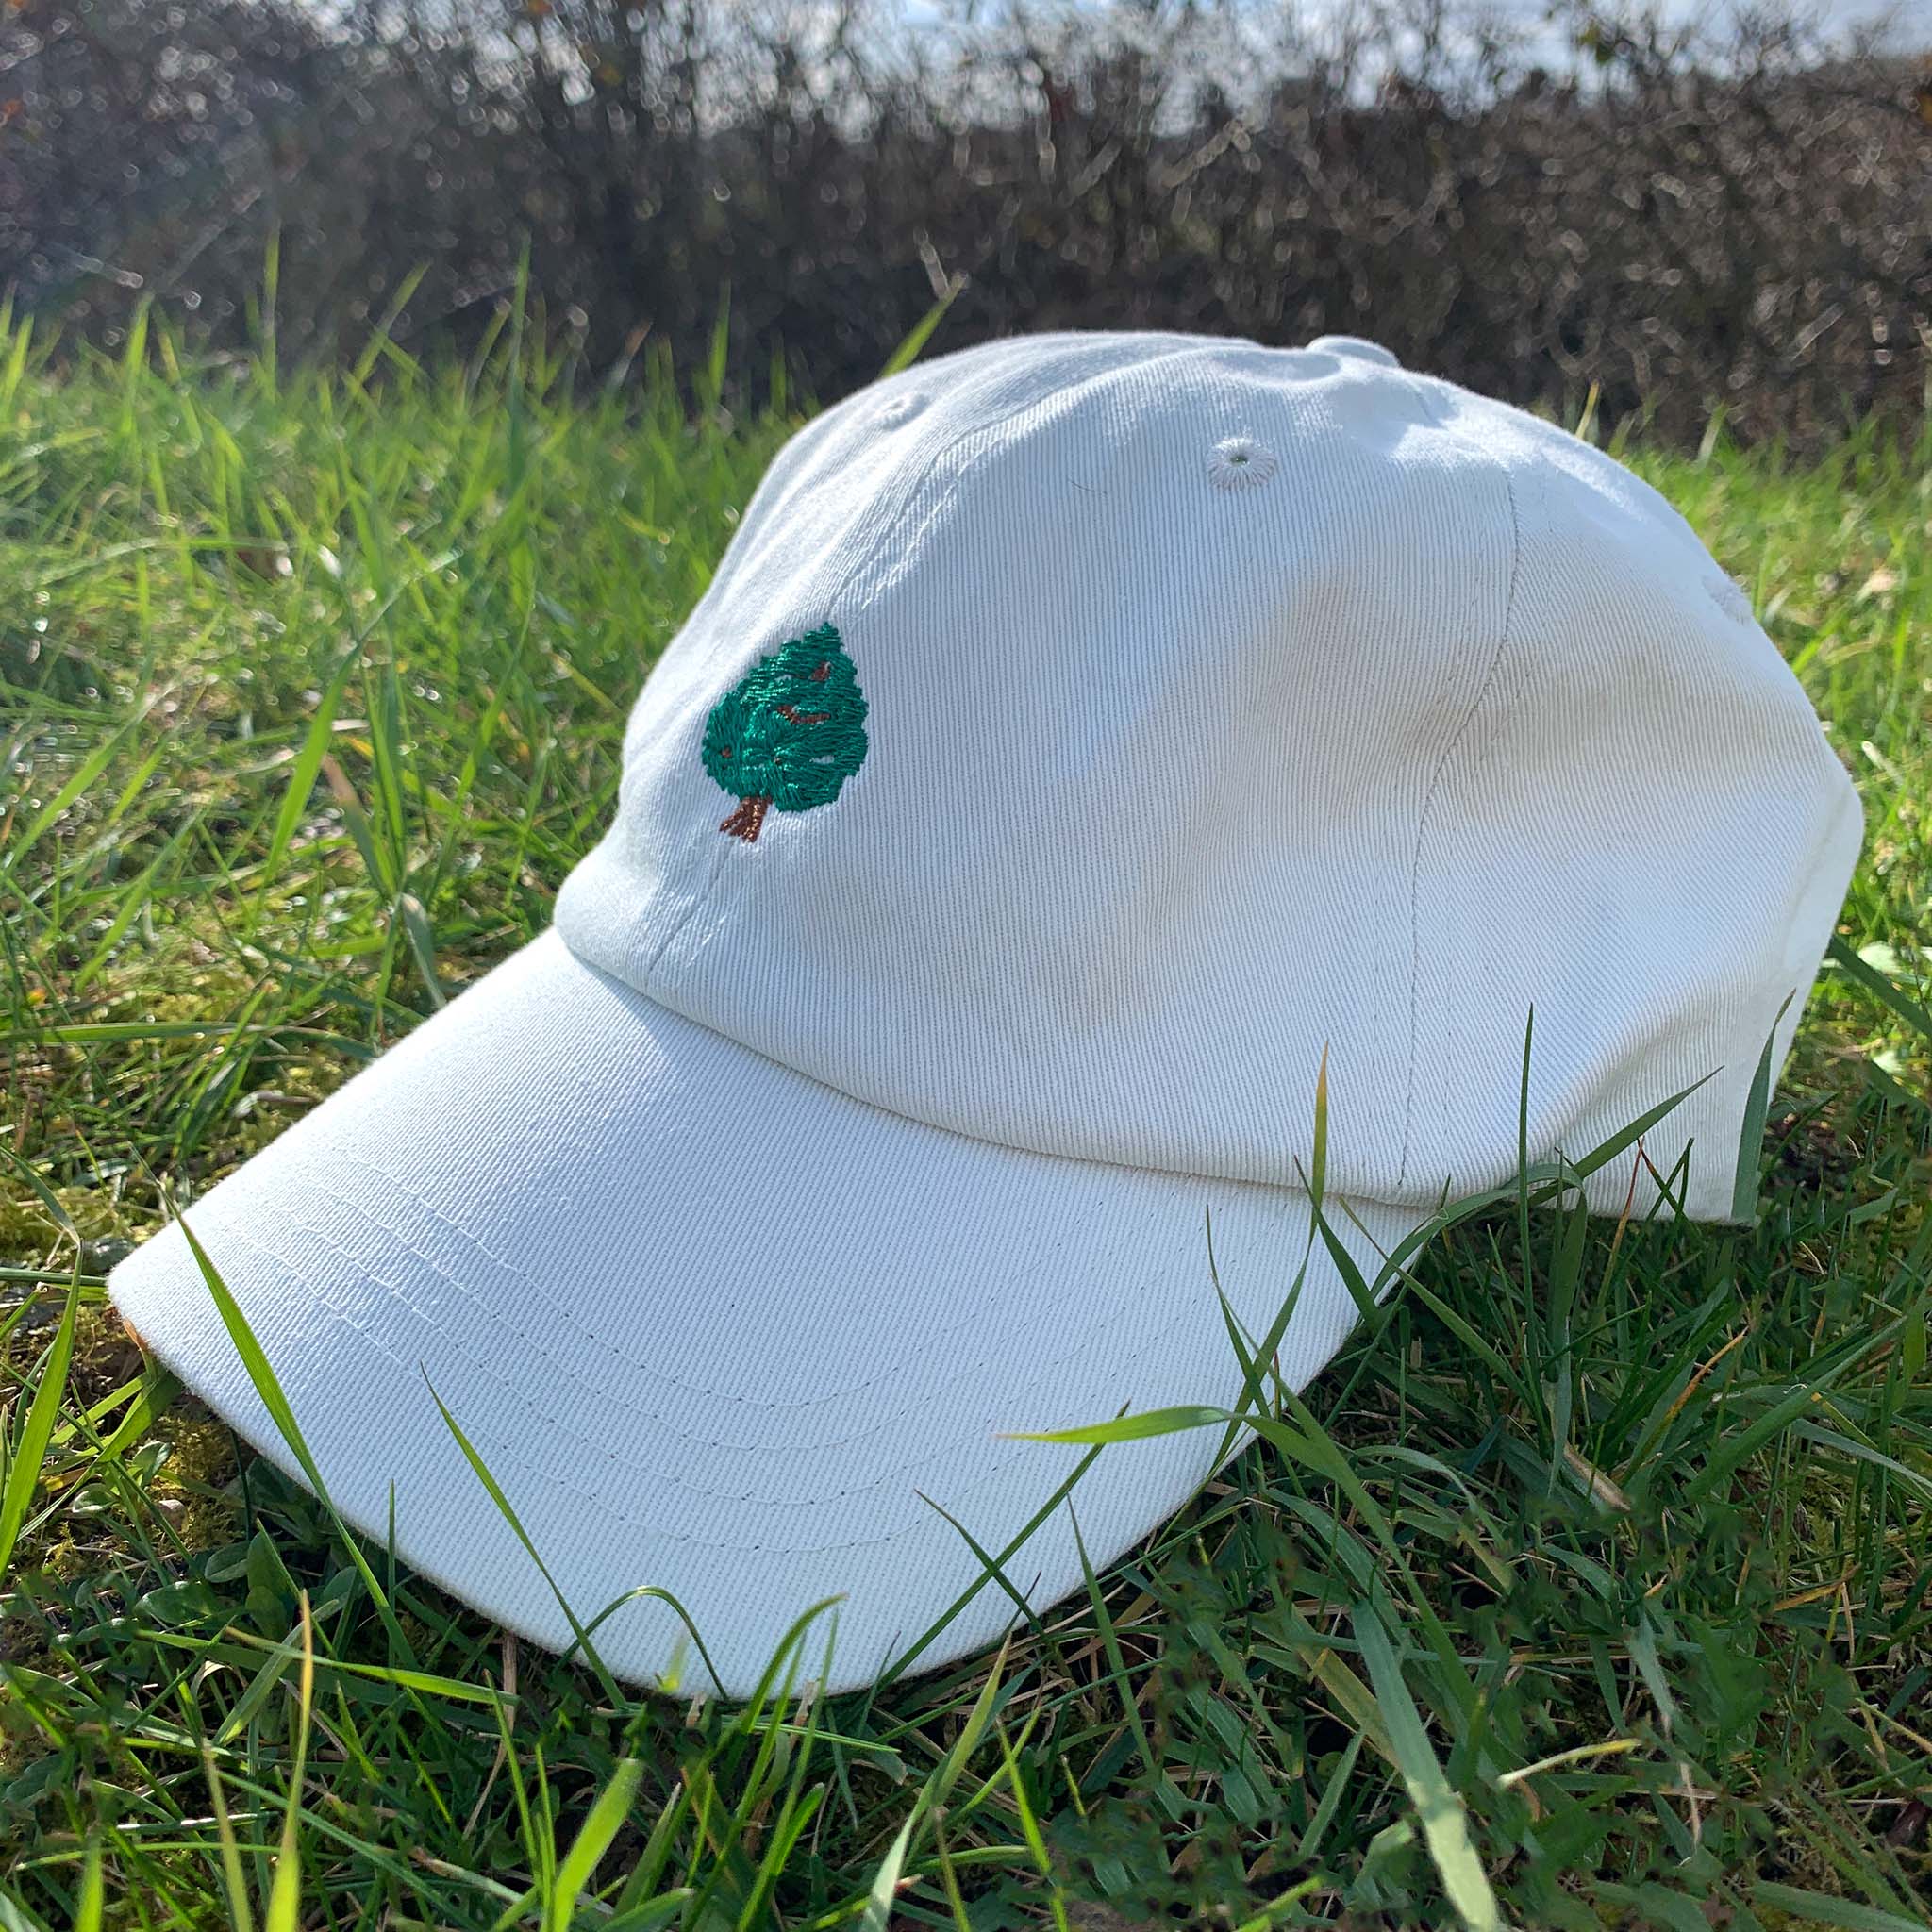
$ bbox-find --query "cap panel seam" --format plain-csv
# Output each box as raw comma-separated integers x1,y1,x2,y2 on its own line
1395,379,1524,1190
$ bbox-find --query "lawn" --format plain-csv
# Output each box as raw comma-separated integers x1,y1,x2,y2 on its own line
1,306,1928,1930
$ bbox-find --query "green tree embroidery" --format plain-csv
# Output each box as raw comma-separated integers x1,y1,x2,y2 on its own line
700,622,869,842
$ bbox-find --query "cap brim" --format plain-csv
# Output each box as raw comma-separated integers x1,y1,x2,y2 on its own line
110,930,1420,1696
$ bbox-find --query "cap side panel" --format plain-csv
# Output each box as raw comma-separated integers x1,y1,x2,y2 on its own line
1407,400,1861,1214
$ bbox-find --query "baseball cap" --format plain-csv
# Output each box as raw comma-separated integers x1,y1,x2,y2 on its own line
109,331,1862,1696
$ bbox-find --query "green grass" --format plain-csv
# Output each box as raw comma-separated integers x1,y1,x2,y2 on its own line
1,303,1929,1930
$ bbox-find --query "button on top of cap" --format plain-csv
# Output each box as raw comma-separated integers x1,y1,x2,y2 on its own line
1306,335,1401,368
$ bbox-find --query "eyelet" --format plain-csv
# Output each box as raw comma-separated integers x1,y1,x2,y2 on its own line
873,391,928,429
1207,435,1279,491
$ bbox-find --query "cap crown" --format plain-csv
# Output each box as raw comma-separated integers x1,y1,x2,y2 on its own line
557,333,1861,1217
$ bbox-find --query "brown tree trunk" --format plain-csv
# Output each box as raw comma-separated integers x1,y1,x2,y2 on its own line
720,794,771,842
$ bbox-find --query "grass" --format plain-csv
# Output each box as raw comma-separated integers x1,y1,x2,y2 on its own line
1,299,1928,1930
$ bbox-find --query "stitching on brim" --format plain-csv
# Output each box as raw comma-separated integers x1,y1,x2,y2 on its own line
1395,379,1523,1190
163,1195,1280,1551
276,1144,1148,1436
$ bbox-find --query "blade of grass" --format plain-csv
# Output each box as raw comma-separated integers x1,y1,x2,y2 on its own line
860,1642,1007,1932
545,1757,642,1932
71,1836,102,1932
424,1374,623,1707
0,1266,81,1580
877,287,959,377
1352,1603,1501,1932
264,1594,315,1932
175,1216,415,1664
1827,933,1932,1044
201,1744,258,1932
1731,991,1796,1221
1750,1884,1929,1932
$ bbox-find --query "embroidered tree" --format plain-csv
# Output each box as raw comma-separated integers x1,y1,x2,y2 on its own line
701,623,869,842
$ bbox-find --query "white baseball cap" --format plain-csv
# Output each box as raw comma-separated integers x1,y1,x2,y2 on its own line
110,331,1862,1695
